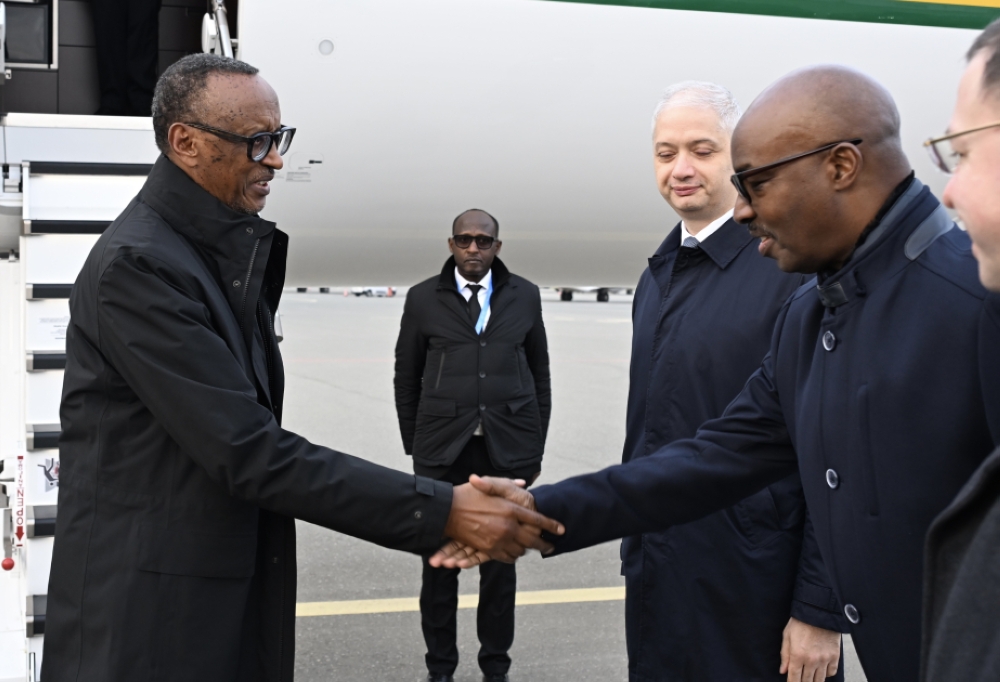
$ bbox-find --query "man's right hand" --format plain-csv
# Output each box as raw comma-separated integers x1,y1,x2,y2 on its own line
437,475,561,566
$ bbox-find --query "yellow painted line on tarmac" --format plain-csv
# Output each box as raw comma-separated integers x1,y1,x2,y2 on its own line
296,586,625,617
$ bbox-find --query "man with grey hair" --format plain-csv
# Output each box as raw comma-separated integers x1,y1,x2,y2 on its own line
614,81,844,681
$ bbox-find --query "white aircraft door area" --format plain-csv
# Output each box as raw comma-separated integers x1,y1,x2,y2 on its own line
22,235,101,284
239,0,976,287
24,300,70,353
0,117,158,680
23,173,146,224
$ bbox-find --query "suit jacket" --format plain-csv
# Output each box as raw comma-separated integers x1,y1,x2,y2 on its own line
921,444,1000,681
394,256,550,470
622,219,843,682
45,156,453,682
532,179,1000,682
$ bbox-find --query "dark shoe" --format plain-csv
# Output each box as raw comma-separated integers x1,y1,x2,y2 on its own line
482,676,509,682
425,675,453,682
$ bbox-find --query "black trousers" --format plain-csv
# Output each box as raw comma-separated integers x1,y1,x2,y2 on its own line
415,436,539,676
92,0,162,116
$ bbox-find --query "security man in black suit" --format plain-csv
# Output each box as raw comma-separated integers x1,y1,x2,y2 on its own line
395,209,551,682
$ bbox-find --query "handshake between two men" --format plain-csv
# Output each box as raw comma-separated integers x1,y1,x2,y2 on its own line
438,475,553,568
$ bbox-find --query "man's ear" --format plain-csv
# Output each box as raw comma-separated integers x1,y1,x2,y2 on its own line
167,123,199,168
829,144,863,191
494,240,502,255
447,237,456,256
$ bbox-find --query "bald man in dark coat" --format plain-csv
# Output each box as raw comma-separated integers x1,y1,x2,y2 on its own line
436,66,1000,682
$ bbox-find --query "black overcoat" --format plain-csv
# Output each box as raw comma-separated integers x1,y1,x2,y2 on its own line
921,444,1000,682
622,219,843,682
394,257,551,470
44,156,454,682
533,179,1000,682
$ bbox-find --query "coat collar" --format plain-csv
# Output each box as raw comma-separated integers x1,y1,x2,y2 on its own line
650,218,752,271
437,255,512,291
139,155,276,260
138,155,285,371
435,256,515,334
814,178,953,309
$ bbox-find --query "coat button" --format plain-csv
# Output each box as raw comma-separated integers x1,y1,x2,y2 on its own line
480,340,487,347
826,469,840,489
844,604,860,624
273,556,279,564
233,280,241,288
414,511,422,520
479,404,486,411
479,371,486,378
246,227,254,235
822,331,836,351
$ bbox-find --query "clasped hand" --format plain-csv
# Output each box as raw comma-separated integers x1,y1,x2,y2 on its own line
433,475,562,568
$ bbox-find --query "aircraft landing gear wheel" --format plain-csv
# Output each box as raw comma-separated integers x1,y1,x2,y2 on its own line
597,288,610,302
560,289,573,302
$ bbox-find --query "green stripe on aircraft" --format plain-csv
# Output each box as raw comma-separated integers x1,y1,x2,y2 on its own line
542,0,1000,30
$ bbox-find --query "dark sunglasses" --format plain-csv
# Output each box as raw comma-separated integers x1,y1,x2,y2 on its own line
730,139,863,204
452,234,497,250
185,122,296,162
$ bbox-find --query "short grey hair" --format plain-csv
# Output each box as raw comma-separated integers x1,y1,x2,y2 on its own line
152,54,260,153
651,81,742,134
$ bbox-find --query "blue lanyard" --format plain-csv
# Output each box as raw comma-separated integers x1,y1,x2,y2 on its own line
461,279,492,334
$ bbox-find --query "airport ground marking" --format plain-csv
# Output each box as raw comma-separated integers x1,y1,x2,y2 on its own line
296,586,625,617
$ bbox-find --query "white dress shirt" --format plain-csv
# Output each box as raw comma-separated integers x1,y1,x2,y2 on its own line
680,209,734,245
455,267,492,330
455,267,492,435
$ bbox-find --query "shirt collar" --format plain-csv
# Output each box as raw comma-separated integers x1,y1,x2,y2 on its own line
455,267,492,292
651,216,754,272
680,209,734,245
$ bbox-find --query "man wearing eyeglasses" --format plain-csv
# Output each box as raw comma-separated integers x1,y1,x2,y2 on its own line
43,55,562,682
921,18,1000,682
434,65,1000,682
394,209,551,682
616,81,842,682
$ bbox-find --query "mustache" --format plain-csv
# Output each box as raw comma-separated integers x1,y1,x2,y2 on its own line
250,171,275,183
747,222,774,239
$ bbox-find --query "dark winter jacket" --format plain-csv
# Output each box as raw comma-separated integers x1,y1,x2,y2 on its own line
44,155,453,682
533,179,1000,682
394,257,550,470
921,443,1000,682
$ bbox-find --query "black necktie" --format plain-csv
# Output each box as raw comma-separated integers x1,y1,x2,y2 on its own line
674,236,705,274
467,284,482,324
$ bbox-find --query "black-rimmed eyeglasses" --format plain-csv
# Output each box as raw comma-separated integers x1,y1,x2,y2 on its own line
924,122,1000,174
452,234,497,250
731,139,863,204
184,122,296,162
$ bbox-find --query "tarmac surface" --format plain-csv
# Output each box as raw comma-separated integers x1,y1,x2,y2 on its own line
279,289,868,682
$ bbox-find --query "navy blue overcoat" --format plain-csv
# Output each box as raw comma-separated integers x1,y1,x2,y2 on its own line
622,219,843,682
533,179,1000,682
